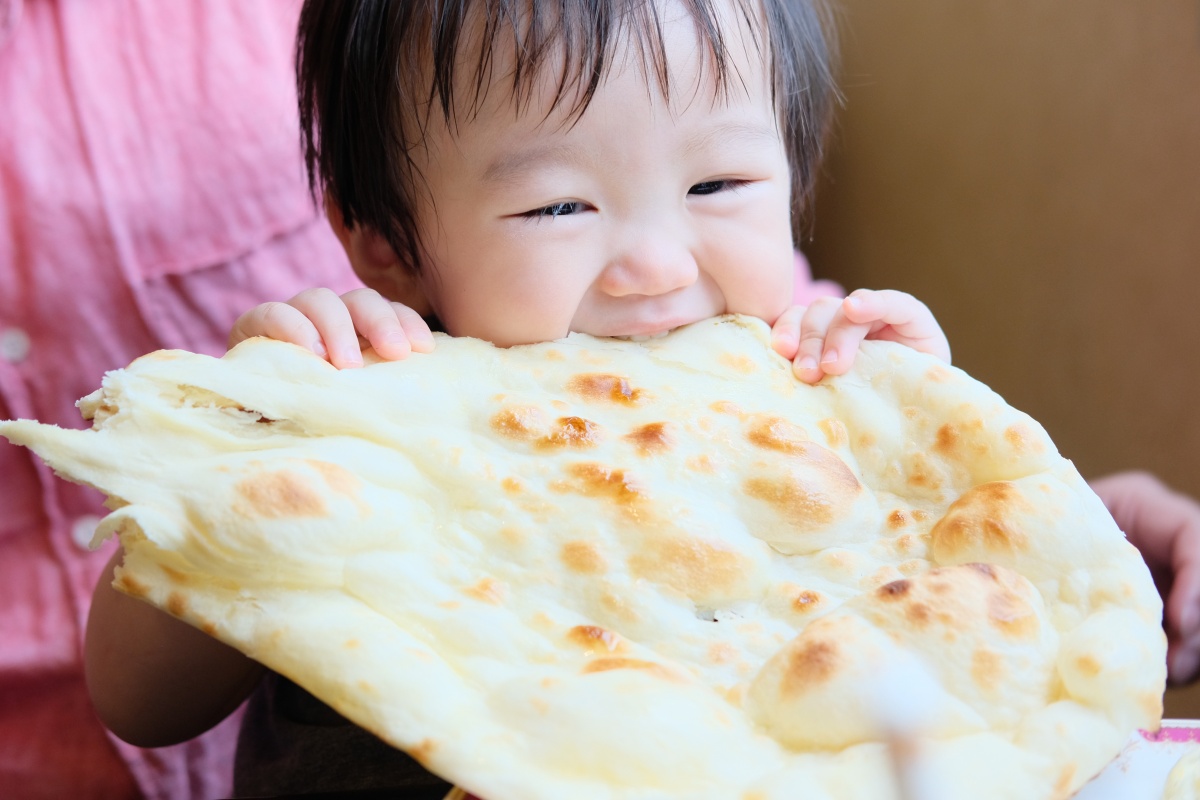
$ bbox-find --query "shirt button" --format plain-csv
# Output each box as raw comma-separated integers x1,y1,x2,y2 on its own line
1,327,31,364
70,514,103,551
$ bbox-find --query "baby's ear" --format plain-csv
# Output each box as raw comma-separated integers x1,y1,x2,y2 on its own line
325,202,432,316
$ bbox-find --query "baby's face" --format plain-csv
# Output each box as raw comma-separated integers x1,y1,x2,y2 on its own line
409,0,795,345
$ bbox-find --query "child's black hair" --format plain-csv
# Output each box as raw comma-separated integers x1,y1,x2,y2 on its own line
297,0,839,274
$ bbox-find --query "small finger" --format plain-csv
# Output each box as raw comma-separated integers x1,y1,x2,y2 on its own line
229,303,326,358
1169,629,1200,686
842,289,951,362
393,303,435,354
287,288,362,369
814,311,873,377
342,288,413,360
793,297,842,384
770,305,806,360
1170,550,1200,640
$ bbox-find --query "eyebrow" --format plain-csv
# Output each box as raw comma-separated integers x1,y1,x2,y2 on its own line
681,120,780,156
481,143,597,187
479,119,779,186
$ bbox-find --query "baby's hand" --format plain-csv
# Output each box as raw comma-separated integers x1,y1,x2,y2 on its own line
771,288,951,384
228,287,434,369
1090,471,1200,685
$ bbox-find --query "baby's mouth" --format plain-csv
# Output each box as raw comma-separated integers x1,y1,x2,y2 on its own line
607,330,674,342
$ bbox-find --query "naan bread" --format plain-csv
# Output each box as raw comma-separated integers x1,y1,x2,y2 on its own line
1165,747,1200,800
0,315,1164,799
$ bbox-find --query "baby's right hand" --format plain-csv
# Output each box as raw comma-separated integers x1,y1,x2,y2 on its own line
228,287,434,369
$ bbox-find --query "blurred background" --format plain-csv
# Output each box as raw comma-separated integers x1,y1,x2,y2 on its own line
806,2,1200,714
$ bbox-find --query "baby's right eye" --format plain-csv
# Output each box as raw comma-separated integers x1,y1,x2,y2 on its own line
523,201,584,218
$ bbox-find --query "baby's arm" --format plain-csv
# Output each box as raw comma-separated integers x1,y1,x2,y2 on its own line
772,288,952,384
1090,471,1200,685
85,548,265,747
229,287,433,369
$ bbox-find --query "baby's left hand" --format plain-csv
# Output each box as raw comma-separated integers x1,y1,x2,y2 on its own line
1090,471,1200,685
771,288,952,384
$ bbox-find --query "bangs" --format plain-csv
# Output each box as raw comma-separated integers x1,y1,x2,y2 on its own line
424,0,765,127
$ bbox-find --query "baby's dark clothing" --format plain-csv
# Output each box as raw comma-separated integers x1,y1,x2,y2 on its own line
234,671,453,799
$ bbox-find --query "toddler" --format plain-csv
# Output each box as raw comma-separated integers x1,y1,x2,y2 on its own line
105,1,1200,798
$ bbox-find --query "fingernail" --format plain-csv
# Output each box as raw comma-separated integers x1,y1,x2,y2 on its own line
844,297,862,311
821,349,839,365
340,348,362,367
798,356,817,372
312,341,327,358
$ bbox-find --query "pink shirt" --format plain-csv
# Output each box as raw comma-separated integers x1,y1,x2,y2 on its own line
0,1,359,796
0,2,841,796
792,252,844,307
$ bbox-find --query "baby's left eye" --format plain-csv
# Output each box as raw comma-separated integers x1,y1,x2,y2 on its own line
688,180,747,196
523,201,584,218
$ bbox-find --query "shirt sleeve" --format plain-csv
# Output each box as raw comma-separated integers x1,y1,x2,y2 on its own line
792,250,845,306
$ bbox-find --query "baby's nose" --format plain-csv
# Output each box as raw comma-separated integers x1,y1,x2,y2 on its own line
598,230,699,297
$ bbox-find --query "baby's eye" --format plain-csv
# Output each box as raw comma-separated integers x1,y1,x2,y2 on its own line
524,201,584,218
688,179,748,196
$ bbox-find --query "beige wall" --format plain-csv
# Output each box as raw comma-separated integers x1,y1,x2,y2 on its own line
805,1,1200,715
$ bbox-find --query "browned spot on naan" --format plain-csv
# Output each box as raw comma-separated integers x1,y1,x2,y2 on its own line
906,453,943,491
817,418,847,448
746,415,809,454
463,577,507,605
160,565,190,585
566,625,624,654
925,365,952,383
790,589,824,614
624,422,672,455
971,648,1004,691
307,459,361,497
987,586,1040,639
490,406,546,440
409,739,438,766
934,423,959,455
719,352,757,373
568,374,645,405
1004,423,1045,455
538,417,601,450
877,579,912,600
629,535,748,599
744,475,838,528
582,657,677,681
780,639,840,695
1074,654,1103,677
906,602,933,627
743,443,861,527
708,642,738,664
561,463,644,511
235,469,327,519
931,482,1031,557
116,573,149,599
560,540,607,574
